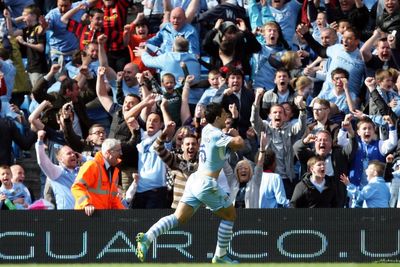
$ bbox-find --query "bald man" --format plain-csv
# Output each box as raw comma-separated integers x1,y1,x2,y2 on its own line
10,164,26,184
10,164,35,202
116,63,140,99
146,7,200,55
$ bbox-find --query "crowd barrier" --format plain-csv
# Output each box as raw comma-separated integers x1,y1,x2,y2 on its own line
1,209,400,263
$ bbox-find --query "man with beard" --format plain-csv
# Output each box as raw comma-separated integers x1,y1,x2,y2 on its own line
251,89,307,198
361,29,398,76
303,98,340,144
294,129,357,207
212,68,254,138
154,121,199,209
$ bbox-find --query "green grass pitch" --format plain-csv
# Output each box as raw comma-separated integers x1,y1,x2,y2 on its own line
2,264,400,267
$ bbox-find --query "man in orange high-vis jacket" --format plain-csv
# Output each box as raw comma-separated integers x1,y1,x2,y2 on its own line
72,138,125,216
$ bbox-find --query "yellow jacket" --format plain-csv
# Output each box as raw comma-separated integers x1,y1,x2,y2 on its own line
72,152,125,210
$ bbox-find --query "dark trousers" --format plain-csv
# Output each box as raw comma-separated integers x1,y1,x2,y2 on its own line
131,187,170,209
283,178,298,200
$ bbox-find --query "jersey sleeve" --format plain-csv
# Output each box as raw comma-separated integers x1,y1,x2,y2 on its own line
215,133,233,148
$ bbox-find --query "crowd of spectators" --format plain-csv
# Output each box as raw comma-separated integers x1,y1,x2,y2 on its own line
1,0,400,211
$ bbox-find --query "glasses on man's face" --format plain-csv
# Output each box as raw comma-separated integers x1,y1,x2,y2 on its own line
313,108,328,112
91,131,106,136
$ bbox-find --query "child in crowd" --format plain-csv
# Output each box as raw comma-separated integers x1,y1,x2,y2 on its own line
368,69,398,116
311,11,328,44
291,75,313,105
335,18,351,43
197,69,221,107
0,165,32,210
160,73,182,125
258,149,290,208
123,13,155,73
291,155,338,208
340,160,390,208
317,68,356,116
280,51,304,78
5,4,48,88
338,116,397,188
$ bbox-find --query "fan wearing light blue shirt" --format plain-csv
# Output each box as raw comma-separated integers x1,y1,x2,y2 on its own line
248,0,302,48
299,26,365,97
146,7,200,55
253,21,288,90
45,0,93,65
198,69,221,106
340,160,390,208
259,149,290,208
317,67,356,114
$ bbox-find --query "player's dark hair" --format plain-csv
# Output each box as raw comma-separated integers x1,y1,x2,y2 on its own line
205,103,224,124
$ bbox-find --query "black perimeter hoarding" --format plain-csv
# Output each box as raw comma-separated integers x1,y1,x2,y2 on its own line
1,209,400,263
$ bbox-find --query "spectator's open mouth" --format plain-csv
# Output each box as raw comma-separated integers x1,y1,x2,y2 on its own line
363,134,372,141
274,117,282,124
187,149,195,158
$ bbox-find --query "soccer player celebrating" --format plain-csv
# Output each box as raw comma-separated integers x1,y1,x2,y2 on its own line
135,103,245,263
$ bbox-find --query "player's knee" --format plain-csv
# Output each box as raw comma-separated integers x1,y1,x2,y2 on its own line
223,209,236,221
176,215,189,225
226,212,236,221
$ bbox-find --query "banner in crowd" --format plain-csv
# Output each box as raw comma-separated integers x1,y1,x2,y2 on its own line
1,209,400,263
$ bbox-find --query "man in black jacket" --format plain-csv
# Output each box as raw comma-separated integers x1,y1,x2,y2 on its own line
32,64,96,138
212,68,254,138
294,128,357,207
202,18,261,76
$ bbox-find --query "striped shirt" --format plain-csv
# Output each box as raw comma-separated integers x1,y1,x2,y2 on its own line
66,19,121,52
153,136,198,209
95,0,130,51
